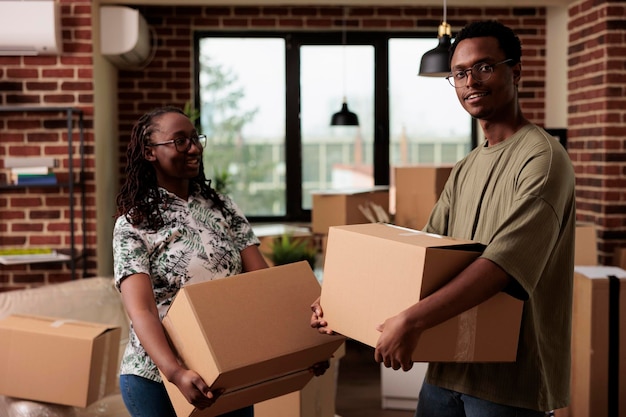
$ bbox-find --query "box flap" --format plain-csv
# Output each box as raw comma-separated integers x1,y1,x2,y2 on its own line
330,223,485,252
311,186,389,196
574,266,626,279
0,314,118,339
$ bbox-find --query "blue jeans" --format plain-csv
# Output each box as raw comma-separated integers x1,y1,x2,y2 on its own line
120,374,254,417
415,382,548,417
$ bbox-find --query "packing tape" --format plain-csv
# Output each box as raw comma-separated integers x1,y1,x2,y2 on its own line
49,319,78,328
454,307,477,361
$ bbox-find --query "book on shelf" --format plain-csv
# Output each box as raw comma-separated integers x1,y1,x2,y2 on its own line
4,157,58,169
0,248,54,256
0,249,71,265
10,166,51,176
12,172,58,185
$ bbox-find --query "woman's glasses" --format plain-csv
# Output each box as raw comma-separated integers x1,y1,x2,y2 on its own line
148,134,207,153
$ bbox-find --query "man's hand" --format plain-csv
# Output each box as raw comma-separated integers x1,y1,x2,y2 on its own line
374,312,420,372
310,297,335,335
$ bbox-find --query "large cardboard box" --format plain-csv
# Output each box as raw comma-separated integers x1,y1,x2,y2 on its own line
320,223,524,362
575,224,598,265
569,266,626,417
393,165,453,230
254,343,345,417
161,261,346,417
0,314,121,407
311,186,390,235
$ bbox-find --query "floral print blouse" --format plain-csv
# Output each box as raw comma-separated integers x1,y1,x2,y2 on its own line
113,187,260,382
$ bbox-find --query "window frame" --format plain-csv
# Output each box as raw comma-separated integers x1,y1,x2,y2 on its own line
193,30,477,223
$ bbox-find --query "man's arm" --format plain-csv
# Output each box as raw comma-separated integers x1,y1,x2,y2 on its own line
374,257,512,371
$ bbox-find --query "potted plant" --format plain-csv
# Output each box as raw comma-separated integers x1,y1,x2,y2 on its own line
264,233,317,269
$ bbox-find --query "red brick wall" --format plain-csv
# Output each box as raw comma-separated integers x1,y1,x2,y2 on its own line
0,0,95,289
567,0,626,264
117,5,548,145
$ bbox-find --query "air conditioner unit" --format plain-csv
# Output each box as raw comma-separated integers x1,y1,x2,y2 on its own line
0,1,62,56
100,6,152,70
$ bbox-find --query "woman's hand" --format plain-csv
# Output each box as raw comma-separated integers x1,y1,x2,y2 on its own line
310,297,335,335
169,367,224,409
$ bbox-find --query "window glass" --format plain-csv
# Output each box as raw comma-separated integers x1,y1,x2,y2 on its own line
389,38,471,166
198,37,286,216
300,45,375,209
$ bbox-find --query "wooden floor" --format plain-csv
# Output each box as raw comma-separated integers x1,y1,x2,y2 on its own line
335,340,416,417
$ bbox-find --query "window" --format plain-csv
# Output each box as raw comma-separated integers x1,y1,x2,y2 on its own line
195,32,473,222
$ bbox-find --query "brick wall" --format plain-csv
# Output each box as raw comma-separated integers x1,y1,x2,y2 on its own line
117,5,548,147
567,0,626,264
3,1,622,289
0,0,95,289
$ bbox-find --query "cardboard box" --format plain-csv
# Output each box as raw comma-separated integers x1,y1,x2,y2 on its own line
0,314,121,407
393,165,453,230
320,223,524,362
613,247,626,270
569,266,626,417
254,343,345,417
575,223,598,266
311,186,390,235
161,261,346,417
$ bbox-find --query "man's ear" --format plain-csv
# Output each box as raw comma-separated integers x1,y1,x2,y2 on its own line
512,62,522,86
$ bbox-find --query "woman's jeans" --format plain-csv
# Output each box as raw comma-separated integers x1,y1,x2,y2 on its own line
120,374,254,417
415,382,548,417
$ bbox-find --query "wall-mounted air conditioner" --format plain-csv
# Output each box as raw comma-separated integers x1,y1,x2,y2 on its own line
0,0,62,56
100,6,153,70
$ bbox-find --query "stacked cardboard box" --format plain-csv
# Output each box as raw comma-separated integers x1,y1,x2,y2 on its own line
613,247,626,270
319,223,523,362
556,223,626,417
569,266,626,417
0,314,121,407
574,223,599,266
393,165,453,230
161,261,345,417
254,343,345,417
311,186,390,235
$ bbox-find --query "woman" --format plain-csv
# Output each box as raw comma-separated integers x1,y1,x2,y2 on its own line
113,106,269,417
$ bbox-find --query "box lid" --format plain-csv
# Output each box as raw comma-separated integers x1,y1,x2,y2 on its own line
330,223,485,252
0,314,117,339
574,265,626,279
311,185,389,196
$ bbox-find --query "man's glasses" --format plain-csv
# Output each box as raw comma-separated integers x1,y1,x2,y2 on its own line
446,59,513,88
148,134,207,153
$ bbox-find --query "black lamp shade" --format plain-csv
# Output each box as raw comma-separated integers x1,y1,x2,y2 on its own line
418,34,452,77
331,101,359,126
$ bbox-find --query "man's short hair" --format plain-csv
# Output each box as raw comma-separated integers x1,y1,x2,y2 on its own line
449,20,522,65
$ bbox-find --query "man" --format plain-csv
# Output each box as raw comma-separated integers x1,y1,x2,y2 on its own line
313,20,575,417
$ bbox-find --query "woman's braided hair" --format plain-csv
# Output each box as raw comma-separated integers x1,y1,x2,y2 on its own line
115,106,226,231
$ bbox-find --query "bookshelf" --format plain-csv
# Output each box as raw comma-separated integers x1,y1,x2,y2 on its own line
0,106,87,280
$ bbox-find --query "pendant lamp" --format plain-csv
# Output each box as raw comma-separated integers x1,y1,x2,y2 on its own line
418,0,452,77
331,99,359,126
331,7,359,126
